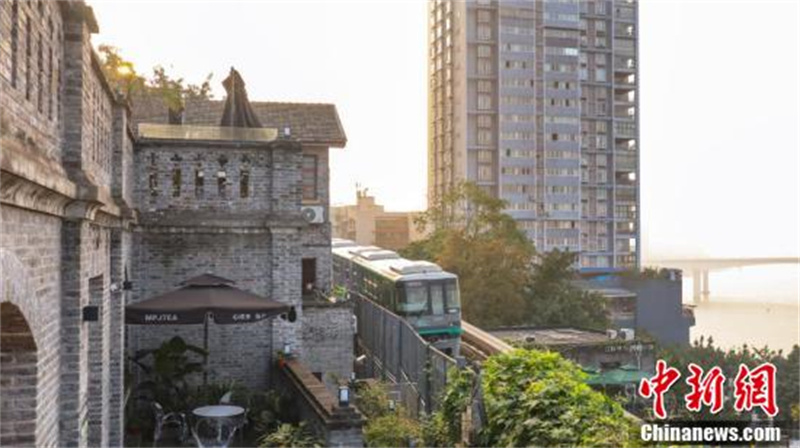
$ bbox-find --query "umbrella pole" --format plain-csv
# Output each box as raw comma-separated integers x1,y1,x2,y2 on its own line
203,314,209,385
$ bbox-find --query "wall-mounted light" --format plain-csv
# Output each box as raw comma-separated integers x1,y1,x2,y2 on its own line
283,342,292,357
338,385,350,407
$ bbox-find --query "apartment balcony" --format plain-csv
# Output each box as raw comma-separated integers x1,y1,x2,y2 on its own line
614,92,635,105
614,122,636,138
614,24,636,39
614,6,636,22
615,154,637,171
614,73,636,90
615,221,636,235
615,189,636,203
614,56,636,72
614,105,636,120
615,139,637,152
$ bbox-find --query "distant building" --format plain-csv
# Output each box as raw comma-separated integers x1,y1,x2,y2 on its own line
490,327,655,374
580,269,695,346
428,0,641,271
331,189,426,250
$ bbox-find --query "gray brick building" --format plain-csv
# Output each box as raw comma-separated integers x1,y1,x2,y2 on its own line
0,1,351,446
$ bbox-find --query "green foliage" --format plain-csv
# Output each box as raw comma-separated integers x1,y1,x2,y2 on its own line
430,349,637,447
401,182,535,327
423,368,475,446
354,382,423,447
658,338,800,427
525,250,610,329
401,182,609,330
364,413,422,448
97,45,213,110
258,422,322,448
129,336,207,413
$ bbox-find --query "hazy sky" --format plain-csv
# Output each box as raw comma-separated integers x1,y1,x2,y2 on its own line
91,0,800,260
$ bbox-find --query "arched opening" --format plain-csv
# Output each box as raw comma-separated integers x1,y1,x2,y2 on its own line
1,302,38,446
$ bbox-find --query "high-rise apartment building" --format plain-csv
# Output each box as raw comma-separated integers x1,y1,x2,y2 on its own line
428,0,640,271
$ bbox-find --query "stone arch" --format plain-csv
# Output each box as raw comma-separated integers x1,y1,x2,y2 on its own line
0,302,38,446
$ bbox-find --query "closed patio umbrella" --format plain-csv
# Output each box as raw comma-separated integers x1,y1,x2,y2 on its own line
126,273,291,382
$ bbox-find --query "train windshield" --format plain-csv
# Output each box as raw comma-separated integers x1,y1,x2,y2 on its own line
445,281,460,312
398,282,428,314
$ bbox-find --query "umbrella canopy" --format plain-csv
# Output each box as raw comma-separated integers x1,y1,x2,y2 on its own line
219,68,263,128
126,273,290,325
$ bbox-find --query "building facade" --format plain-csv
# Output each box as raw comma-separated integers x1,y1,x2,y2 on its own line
0,2,351,446
428,0,640,271
1,2,131,446
331,189,425,250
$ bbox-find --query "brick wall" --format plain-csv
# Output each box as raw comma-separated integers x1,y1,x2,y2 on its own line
129,230,279,389
0,0,64,162
0,207,63,448
301,303,354,392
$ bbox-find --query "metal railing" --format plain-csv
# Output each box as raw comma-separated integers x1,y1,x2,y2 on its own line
354,296,456,416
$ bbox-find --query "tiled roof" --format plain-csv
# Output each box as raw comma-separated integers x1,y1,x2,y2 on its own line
130,94,347,147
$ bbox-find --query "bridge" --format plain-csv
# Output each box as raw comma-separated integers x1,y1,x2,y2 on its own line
647,257,800,303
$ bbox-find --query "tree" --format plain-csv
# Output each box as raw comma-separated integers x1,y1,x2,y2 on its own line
97,45,213,111
525,250,609,329
402,182,608,329
401,182,535,327
430,349,638,447
658,339,800,427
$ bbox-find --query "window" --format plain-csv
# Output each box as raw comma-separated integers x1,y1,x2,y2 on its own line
25,17,32,100
195,170,205,197
302,154,318,200
477,45,492,57
149,173,158,197
477,58,493,75
477,130,492,145
172,168,182,197
217,170,227,197
477,94,492,110
477,24,491,40
595,68,607,82
11,1,19,88
477,150,493,162
240,169,250,198
430,284,445,315
477,164,494,181
477,80,492,93
477,115,492,128
477,10,491,23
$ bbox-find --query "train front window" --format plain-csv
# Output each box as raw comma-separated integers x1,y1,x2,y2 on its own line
430,284,445,315
445,282,460,313
399,282,428,314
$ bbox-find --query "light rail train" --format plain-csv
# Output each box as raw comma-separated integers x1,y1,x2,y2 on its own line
332,238,462,356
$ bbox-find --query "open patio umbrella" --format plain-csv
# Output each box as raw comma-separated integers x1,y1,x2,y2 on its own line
126,274,291,382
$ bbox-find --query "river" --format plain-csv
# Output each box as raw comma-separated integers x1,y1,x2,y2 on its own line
683,265,800,353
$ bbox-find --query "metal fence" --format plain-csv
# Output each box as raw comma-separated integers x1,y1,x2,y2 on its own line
354,296,456,416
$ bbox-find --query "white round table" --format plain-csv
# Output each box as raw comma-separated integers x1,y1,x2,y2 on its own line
192,405,245,446
192,405,244,419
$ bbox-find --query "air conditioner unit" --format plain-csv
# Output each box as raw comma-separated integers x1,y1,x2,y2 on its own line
620,328,635,341
606,329,618,340
301,206,325,224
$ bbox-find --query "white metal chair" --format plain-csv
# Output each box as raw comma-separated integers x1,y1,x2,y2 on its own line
219,392,247,440
151,401,187,446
